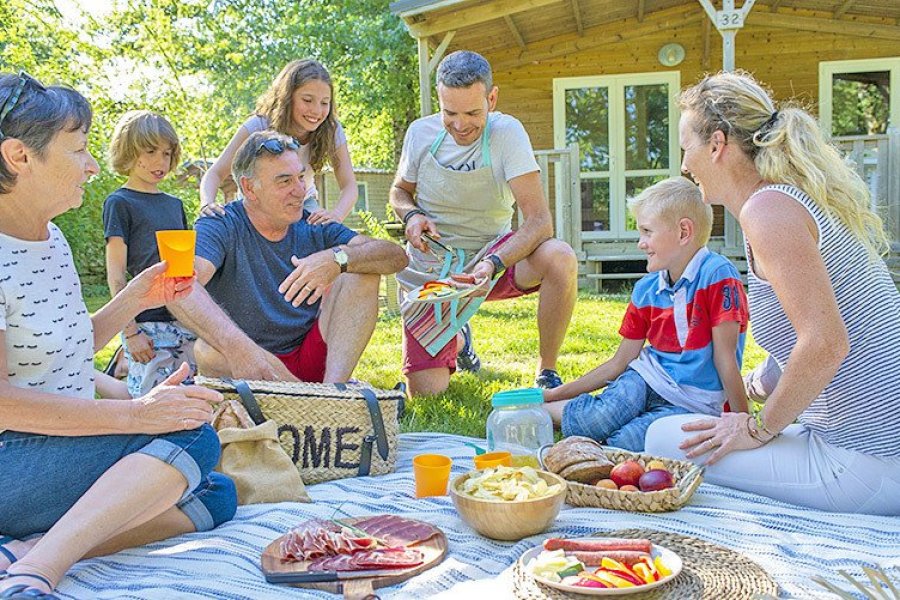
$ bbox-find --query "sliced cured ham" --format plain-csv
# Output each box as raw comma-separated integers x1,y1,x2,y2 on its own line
281,519,377,562
307,548,425,572
353,515,439,547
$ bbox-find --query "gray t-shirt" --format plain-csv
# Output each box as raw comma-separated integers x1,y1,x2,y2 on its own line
102,187,188,322
243,115,347,206
195,202,357,354
397,112,540,187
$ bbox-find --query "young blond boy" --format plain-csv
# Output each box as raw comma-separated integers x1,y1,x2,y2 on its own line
544,177,749,451
102,110,197,397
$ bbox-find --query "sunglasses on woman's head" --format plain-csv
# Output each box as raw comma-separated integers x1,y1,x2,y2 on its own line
0,71,47,139
254,138,300,156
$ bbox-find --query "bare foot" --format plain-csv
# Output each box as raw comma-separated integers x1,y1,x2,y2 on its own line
0,535,42,570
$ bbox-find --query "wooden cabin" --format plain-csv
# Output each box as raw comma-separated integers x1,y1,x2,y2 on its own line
318,167,395,230
390,0,900,288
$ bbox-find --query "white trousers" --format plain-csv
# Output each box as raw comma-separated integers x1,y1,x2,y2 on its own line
645,415,900,516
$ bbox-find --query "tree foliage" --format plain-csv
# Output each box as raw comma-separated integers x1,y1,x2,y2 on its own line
1,0,419,282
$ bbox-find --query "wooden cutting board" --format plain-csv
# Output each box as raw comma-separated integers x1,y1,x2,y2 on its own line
261,517,448,600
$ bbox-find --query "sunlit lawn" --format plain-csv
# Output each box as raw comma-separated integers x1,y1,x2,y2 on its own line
88,288,766,439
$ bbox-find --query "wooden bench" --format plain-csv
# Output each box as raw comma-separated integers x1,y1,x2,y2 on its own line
583,254,648,292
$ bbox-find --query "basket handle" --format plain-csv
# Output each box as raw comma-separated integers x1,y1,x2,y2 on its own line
537,443,554,470
678,465,705,502
231,379,266,425
359,388,389,461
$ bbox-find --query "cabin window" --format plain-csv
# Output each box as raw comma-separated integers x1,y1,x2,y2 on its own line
554,72,681,240
819,57,899,137
354,182,369,213
819,57,900,216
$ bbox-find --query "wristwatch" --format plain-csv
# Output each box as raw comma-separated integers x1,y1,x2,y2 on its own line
483,253,506,277
332,247,349,273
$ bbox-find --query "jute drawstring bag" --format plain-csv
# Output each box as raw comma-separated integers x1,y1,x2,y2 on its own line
213,400,311,505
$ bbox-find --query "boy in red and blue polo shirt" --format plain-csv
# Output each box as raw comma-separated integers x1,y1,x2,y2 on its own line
544,177,749,451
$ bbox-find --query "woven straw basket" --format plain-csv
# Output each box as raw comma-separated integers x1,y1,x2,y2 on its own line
540,446,703,512
197,377,403,484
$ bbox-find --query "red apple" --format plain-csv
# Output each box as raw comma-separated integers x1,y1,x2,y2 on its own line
638,469,675,492
609,460,645,488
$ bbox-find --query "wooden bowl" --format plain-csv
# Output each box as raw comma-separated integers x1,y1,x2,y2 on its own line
449,469,567,541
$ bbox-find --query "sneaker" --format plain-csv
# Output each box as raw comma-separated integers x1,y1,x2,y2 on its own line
535,369,563,389
456,323,481,373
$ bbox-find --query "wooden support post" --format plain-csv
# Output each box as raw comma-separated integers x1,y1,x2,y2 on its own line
417,37,432,117
427,31,456,72
697,0,756,72
697,0,757,250
637,0,645,22
701,17,711,70
417,31,456,117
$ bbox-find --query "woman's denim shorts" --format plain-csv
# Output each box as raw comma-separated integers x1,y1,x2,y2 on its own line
0,424,236,538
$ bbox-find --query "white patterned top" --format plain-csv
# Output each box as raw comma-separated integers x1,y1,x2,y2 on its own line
745,184,900,457
0,223,94,409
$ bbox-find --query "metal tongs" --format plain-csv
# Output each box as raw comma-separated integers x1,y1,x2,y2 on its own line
420,232,455,257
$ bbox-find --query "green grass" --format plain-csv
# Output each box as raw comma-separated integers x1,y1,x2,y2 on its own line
88,289,767,439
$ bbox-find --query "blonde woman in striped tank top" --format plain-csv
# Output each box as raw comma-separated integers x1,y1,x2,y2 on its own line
644,71,900,516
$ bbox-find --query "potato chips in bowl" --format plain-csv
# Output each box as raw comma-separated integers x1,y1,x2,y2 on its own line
450,467,567,541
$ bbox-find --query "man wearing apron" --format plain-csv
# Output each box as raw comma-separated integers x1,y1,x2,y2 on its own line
390,50,578,397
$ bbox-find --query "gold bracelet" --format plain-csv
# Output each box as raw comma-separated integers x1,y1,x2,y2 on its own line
745,415,768,444
754,411,779,438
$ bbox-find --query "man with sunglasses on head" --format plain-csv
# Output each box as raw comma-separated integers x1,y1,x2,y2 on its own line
168,131,408,382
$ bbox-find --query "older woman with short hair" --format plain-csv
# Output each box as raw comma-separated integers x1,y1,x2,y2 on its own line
0,72,236,599
645,71,900,516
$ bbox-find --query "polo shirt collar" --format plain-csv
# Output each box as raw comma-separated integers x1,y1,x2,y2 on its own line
656,246,710,294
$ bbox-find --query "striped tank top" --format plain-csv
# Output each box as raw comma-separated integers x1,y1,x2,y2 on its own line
746,184,900,457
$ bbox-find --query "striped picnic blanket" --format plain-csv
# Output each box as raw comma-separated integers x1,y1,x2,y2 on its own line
57,433,900,599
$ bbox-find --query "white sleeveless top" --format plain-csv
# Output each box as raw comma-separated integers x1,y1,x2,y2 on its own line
746,184,900,457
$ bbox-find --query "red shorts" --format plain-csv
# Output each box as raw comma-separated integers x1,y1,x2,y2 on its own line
402,265,540,375
275,320,328,382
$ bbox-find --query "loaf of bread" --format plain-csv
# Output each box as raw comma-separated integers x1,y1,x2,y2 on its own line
543,436,614,484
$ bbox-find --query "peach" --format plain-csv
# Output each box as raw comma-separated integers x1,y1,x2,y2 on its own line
647,459,668,471
610,460,645,488
619,485,640,492
595,478,619,490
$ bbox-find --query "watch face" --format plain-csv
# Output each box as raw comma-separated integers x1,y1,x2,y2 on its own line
333,248,348,271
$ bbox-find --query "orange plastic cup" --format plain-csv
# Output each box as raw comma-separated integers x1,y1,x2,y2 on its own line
156,230,196,277
473,451,512,470
413,454,452,498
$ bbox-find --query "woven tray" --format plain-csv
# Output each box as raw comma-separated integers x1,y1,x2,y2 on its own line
540,447,704,512
512,529,779,599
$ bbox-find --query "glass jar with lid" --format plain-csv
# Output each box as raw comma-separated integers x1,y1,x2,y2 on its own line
486,388,554,467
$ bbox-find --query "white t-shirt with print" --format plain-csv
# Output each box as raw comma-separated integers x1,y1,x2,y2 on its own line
242,115,348,207
397,112,540,187
0,224,94,405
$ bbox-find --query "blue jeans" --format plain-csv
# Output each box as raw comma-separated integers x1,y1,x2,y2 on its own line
561,369,691,452
0,424,236,539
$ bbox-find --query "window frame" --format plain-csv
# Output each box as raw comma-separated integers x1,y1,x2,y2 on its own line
818,57,900,138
